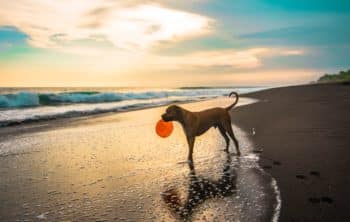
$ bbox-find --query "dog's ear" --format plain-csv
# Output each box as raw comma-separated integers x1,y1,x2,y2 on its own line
173,105,181,112
173,105,184,116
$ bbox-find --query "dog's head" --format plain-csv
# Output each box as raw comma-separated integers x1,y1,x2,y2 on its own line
161,105,182,122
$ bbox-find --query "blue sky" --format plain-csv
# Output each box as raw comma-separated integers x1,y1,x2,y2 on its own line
0,0,349,87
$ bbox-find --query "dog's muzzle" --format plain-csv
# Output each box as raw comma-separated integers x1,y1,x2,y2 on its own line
161,113,173,122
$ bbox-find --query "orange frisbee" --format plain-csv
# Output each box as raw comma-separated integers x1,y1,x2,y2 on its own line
156,119,173,138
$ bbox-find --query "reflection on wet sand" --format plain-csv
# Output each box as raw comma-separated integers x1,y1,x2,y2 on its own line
161,153,237,221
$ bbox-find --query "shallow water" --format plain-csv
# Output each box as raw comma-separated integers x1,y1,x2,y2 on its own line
0,97,280,221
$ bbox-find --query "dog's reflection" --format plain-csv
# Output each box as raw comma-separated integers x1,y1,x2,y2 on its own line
161,153,237,220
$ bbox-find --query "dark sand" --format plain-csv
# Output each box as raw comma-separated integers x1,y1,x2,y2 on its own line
231,83,350,221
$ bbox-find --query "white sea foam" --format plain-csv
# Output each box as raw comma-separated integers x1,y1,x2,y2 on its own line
231,124,282,222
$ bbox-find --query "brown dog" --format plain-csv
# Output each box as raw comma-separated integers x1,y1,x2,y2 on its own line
161,92,240,162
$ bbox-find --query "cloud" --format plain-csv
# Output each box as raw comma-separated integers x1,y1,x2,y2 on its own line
280,50,304,55
0,1,212,51
239,25,350,46
144,47,305,70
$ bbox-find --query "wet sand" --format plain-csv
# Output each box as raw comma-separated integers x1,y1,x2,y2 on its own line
0,97,279,221
231,83,350,221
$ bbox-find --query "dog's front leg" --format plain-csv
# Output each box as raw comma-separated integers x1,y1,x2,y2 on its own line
186,135,195,162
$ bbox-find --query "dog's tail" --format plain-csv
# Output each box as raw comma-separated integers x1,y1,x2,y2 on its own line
225,91,239,110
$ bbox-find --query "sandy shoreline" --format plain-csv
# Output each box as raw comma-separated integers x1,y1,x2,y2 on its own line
231,83,350,221
3,83,348,221
0,97,279,221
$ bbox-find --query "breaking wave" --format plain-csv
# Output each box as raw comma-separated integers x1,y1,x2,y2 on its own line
0,91,190,108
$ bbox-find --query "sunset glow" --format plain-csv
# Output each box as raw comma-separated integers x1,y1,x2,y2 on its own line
0,0,349,87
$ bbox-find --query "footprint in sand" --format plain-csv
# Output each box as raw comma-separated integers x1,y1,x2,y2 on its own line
308,197,321,204
309,196,333,204
262,165,272,169
296,175,307,180
321,196,333,204
309,171,320,177
273,161,282,165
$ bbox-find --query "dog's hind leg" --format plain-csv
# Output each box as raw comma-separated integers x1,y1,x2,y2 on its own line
186,135,195,162
218,126,230,152
224,122,241,155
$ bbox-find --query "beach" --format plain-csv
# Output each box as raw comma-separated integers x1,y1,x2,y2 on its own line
0,96,279,221
1,0,349,221
231,83,350,221
0,83,349,221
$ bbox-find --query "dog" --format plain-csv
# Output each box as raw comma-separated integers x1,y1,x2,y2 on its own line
161,92,240,162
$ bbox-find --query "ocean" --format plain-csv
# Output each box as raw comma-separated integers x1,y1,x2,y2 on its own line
0,87,265,127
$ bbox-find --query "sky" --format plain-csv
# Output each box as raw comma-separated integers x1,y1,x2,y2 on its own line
0,0,349,87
